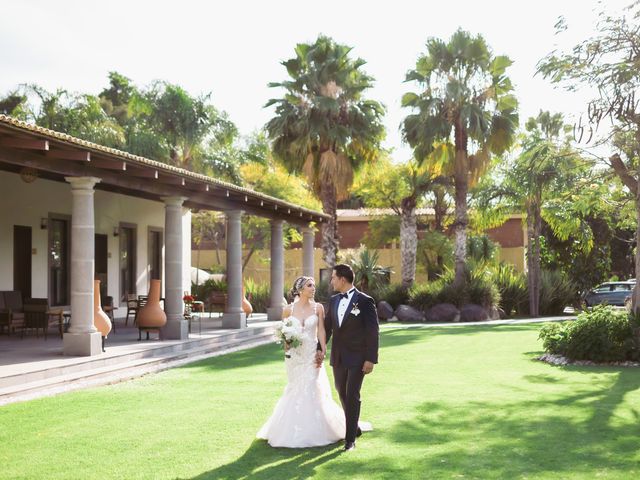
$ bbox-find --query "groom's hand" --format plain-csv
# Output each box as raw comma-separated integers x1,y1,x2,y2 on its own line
362,361,374,374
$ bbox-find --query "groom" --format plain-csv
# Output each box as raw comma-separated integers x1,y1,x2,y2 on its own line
321,263,379,451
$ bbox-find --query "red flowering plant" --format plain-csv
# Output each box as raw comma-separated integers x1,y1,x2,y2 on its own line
182,292,195,304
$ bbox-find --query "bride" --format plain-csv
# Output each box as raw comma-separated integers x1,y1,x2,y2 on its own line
257,276,345,448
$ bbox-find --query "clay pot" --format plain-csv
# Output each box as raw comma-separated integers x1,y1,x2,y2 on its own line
137,279,167,328
242,285,253,316
94,280,112,337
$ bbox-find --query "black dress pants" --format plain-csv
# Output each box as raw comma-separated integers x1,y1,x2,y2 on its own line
333,364,365,443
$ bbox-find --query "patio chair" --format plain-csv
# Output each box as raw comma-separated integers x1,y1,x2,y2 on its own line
0,290,26,335
21,299,52,339
124,294,138,326
0,293,9,335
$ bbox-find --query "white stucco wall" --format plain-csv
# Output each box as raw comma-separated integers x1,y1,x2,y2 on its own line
0,170,191,310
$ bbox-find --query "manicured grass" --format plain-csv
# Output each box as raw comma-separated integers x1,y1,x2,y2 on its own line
1,323,640,479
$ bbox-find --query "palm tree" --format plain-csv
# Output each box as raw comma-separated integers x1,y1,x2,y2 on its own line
356,155,449,288
474,110,591,316
265,35,386,268
402,29,519,287
506,112,584,316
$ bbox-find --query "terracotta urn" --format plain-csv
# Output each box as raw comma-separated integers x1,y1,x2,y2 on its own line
242,285,253,316
137,279,167,327
94,280,112,337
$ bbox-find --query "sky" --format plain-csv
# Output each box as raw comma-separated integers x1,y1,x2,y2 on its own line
0,0,631,161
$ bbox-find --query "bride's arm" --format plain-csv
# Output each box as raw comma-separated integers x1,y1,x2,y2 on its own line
316,304,327,355
282,305,292,351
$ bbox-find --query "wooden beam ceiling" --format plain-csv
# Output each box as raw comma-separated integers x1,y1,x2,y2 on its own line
0,146,322,225
0,120,327,224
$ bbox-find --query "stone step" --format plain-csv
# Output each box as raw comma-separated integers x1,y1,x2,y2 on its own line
0,326,277,406
0,324,275,389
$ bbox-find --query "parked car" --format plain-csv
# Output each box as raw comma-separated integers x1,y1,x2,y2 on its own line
583,281,636,307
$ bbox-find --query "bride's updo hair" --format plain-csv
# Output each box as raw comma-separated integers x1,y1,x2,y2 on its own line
289,275,313,301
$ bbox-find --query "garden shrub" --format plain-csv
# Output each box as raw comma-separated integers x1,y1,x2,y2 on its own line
467,271,500,309
375,283,410,309
409,264,500,312
538,322,569,354
490,263,528,316
539,269,578,315
245,279,271,313
191,278,227,304
408,283,438,312
538,305,640,362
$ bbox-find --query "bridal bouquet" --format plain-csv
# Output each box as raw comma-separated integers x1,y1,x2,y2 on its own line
274,317,303,351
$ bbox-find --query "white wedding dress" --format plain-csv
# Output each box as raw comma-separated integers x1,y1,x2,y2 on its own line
257,311,346,448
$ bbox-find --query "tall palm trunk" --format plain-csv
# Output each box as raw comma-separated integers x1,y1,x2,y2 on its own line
320,180,339,268
433,187,447,233
400,196,418,288
433,187,447,270
453,123,469,288
526,191,542,317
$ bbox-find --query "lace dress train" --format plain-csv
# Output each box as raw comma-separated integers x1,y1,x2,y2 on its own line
257,314,345,448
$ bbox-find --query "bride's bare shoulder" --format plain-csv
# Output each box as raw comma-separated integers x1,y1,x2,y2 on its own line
283,304,293,318
314,302,325,315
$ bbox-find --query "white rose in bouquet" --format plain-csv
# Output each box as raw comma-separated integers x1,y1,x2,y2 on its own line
274,316,303,350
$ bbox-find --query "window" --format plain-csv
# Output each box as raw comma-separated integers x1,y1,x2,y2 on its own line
148,227,163,285
594,285,612,293
49,216,70,306
612,284,632,292
119,224,137,303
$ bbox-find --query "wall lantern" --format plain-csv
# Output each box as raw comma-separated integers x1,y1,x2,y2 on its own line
40,218,48,230
113,226,120,237
20,167,38,184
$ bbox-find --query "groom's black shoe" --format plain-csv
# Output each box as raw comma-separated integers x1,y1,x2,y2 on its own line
356,427,362,437
344,441,356,451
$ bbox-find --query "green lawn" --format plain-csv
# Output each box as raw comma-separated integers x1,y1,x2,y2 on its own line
1,323,640,480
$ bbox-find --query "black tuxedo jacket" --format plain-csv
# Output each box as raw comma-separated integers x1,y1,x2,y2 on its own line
325,288,379,368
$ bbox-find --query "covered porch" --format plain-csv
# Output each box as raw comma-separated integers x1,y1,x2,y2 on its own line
0,114,326,357
0,313,277,405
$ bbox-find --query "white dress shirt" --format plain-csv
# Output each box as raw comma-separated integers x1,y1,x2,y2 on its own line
337,288,356,326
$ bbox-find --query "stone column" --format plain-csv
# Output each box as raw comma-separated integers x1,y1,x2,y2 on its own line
63,176,102,356
267,220,285,321
223,210,246,328
302,225,315,278
162,196,189,339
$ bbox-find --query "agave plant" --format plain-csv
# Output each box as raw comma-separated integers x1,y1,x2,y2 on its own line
343,247,392,294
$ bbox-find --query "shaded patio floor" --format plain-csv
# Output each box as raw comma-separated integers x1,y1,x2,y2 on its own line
0,312,276,404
